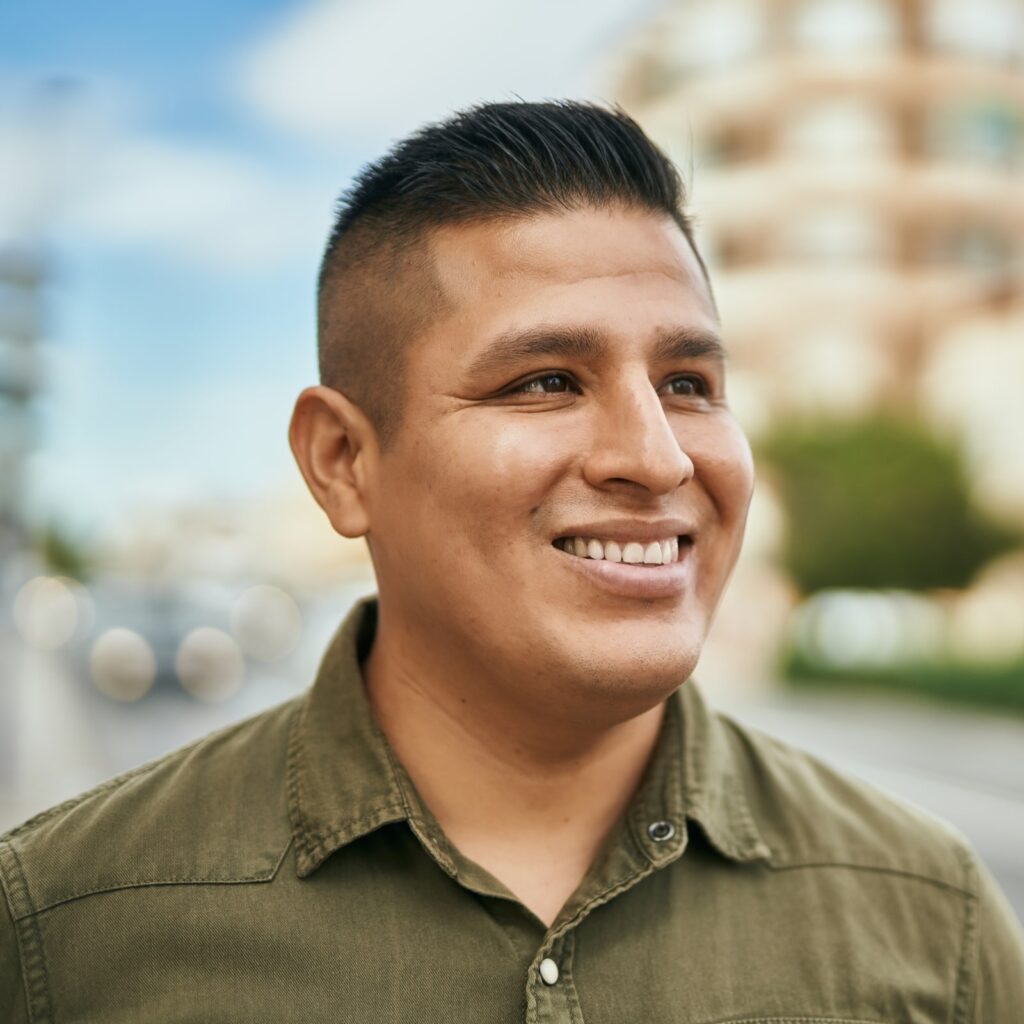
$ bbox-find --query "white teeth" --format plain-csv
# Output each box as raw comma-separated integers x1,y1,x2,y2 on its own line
559,535,682,565
643,542,664,565
622,542,645,564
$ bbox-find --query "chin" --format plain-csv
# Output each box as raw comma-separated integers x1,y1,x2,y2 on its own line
554,636,704,707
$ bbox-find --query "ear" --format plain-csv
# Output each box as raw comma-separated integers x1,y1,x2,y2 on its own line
288,385,377,538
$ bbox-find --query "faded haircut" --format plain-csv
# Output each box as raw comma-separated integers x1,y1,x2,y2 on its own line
317,99,708,450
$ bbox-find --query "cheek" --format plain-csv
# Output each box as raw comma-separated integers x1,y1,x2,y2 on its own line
404,419,569,538
688,417,755,523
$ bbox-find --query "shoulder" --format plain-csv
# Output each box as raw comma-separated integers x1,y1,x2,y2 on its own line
700,700,1024,1014
713,705,974,894
0,696,301,920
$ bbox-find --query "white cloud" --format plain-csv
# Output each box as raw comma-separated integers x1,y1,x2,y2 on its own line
65,135,333,273
4,1,657,274
0,73,335,274
234,0,655,150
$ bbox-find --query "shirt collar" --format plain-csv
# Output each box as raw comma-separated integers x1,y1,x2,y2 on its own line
676,669,773,863
286,594,770,879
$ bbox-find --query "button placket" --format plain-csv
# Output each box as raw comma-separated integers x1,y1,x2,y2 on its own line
526,931,582,1024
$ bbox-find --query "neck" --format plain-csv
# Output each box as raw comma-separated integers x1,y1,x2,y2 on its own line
362,607,667,921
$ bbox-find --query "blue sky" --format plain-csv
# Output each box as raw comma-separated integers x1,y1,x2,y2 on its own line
0,0,657,548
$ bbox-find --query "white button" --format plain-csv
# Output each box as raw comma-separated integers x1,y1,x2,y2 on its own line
539,957,559,985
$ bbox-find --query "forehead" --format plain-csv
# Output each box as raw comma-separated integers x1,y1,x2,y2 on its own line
423,206,716,329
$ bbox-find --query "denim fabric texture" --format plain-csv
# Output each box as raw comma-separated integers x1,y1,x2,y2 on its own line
2,594,1023,1022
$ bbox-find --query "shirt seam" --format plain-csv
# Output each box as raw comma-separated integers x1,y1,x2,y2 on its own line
683,692,771,862
951,842,979,1024
700,1018,893,1023
294,805,407,852
711,714,774,858
0,839,53,1024
550,825,656,943
561,930,586,1024
765,859,975,897
1,704,299,847
379,738,459,877
285,697,318,868
9,835,294,921
0,756,185,846
287,696,410,875
724,771,771,857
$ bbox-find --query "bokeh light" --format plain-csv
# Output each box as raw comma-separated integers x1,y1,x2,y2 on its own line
89,627,157,701
230,583,302,662
12,575,94,649
175,626,245,703
792,589,946,669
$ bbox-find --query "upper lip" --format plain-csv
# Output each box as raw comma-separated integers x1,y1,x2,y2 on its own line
553,519,695,544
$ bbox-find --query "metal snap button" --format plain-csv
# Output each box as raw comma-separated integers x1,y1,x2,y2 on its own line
647,820,676,842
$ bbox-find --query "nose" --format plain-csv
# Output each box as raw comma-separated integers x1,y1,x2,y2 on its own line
581,373,694,496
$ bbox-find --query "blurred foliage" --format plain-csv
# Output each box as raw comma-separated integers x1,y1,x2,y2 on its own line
758,416,1019,594
784,648,1024,716
31,520,91,579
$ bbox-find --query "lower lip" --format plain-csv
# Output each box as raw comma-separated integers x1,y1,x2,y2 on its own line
553,542,693,599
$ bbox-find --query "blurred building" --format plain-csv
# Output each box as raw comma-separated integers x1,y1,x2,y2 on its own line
0,246,46,561
0,245,47,804
93,484,372,591
606,0,1024,687
610,0,1024,519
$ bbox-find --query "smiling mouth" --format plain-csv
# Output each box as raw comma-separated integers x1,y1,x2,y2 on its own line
552,535,693,566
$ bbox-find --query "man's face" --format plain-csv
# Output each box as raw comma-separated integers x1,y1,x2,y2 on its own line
365,205,754,715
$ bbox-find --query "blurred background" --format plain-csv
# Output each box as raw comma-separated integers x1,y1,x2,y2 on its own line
1,1,1022,918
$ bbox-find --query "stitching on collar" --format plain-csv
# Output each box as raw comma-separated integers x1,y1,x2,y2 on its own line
287,669,411,877
682,682,771,863
379,734,459,878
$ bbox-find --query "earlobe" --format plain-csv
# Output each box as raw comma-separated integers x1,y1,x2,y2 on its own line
288,386,373,539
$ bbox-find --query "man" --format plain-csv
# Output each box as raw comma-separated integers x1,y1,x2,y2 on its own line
2,101,1022,1022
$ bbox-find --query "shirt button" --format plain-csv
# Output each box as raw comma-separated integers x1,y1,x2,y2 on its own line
539,958,559,985
647,820,676,842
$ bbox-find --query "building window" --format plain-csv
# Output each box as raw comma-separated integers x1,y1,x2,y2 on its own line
676,0,765,71
778,208,891,263
792,0,899,53
779,98,895,161
923,224,1013,270
781,327,890,416
924,100,1022,169
927,0,1024,62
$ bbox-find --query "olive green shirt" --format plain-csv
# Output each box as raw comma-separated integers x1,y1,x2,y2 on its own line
2,595,1023,1022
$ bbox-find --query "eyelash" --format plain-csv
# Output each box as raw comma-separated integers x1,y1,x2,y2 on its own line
507,372,711,398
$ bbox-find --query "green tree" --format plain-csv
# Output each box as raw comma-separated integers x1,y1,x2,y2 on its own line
758,417,1017,594
32,519,92,580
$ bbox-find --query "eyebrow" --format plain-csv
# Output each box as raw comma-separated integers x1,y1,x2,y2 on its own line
463,324,727,384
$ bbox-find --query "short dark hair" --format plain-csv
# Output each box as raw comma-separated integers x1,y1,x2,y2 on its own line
317,99,708,450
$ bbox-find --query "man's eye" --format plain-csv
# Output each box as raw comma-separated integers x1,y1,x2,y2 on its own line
509,373,577,395
663,375,709,398
505,373,710,398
